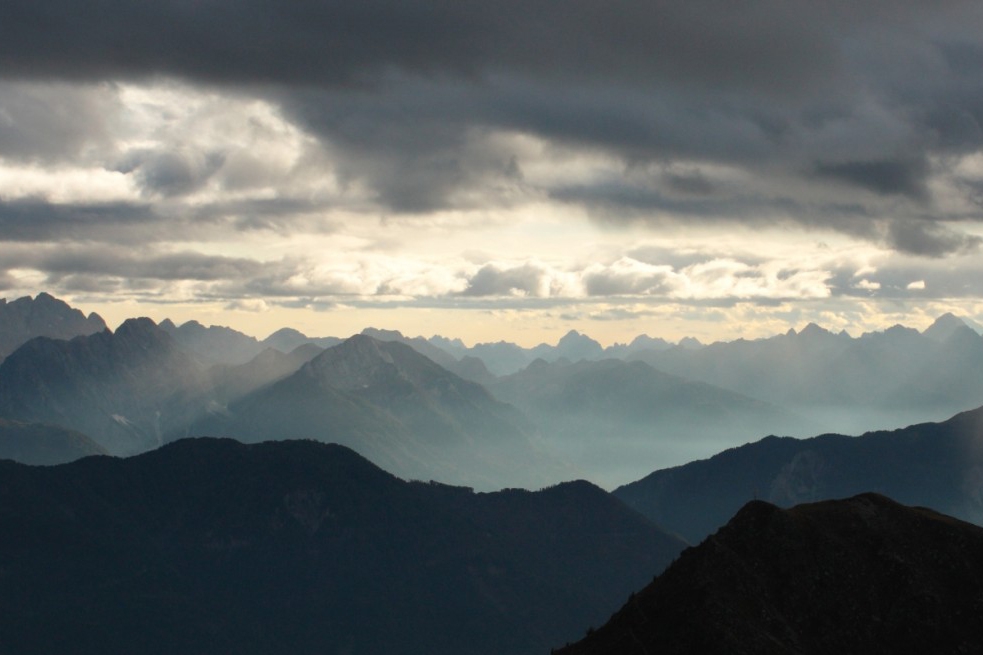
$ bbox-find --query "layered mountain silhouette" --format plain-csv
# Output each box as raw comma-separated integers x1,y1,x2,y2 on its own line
160,319,342,365
0,318,212,455
191,334,569,489
557,494,983,655
433,330,606,377
489,358,818,487
0,418,106,465
5,292,983,495
208,343,325,403
0,292,106,362
261,326,342,353
361,327,495,384
0,437,685,655
633,316,983,434
615,405,983,544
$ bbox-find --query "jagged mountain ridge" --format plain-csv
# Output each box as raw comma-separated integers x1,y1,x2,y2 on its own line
558,494,983,655
632,317,983,434
0,292,106,362
614,405,983,544
0,318,212,455
160,319,342,365
0,437,686,655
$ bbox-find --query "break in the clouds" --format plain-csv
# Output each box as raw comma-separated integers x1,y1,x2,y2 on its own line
3,1,983,340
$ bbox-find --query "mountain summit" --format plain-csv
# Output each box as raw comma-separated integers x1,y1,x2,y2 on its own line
192,334,567,488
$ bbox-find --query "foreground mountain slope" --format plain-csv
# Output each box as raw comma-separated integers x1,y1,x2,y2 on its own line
558,494,983,655
192,334,568,489
0,438,685,655
615,405,983,544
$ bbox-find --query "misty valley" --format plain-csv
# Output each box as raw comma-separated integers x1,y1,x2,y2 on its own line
3,292,983,654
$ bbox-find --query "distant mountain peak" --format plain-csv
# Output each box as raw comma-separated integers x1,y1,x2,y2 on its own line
266,327,307,339
677,336,703,349
114,317,168,343
553,329,603,359
303,334,421,391
798,322,833,337
362,327,406,341
0,292,108,360
923,312,973,342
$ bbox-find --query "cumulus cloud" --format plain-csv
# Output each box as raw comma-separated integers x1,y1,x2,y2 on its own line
461,263,553,298
0,81,122,164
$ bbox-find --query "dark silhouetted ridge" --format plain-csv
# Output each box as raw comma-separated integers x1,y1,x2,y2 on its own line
0,437,685,655
558,493,983,655
615,405,983,543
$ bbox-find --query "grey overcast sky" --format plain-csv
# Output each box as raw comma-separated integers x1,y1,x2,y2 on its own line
3,1,983,344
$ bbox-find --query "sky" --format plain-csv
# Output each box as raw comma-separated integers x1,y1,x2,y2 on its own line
3,2,983,346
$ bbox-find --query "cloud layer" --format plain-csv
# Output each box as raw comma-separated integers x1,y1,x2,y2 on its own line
2,1,983,338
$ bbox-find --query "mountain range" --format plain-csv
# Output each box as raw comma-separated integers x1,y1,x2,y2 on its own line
4,292,983,492
0,437,685,655
558,493,983,654
631,317,983,434
614,405,983,544
5,292,983,652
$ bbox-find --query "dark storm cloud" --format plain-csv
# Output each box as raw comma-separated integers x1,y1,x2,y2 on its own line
884,220,983,257
0,0,842,92
4,1,983,252
0,197,338,244
814,158,931,199
0,244,264,282
0,199,158,242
